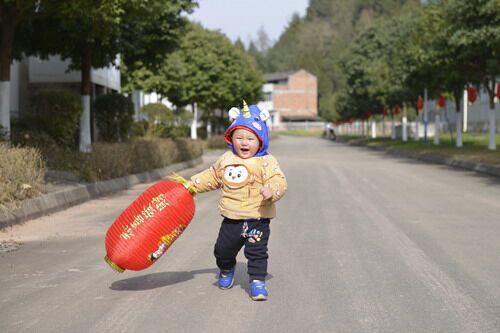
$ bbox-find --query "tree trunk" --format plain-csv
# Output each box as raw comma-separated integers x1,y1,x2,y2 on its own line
0,15,16,137
454,90,462,148
190,102,198,140
485,79,496,150
79,44,93,152
402,104,408,142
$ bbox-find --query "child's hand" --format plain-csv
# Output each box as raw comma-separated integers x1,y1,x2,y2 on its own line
260,185,273,200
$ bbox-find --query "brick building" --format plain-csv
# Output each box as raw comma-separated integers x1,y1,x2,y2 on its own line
257,69,318,130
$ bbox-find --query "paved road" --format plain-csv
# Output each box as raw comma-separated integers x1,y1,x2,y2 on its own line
1,136,500,333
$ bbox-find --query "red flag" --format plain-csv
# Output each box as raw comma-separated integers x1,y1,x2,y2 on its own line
437,95,446,109
392,105,400,115
467,87,477,104
416,96,424,110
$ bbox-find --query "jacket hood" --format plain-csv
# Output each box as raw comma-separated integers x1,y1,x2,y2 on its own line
223,102,270,157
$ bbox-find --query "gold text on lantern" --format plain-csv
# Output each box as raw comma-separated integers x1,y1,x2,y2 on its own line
120,225,135,239
152,193,169,212
119,194,170,240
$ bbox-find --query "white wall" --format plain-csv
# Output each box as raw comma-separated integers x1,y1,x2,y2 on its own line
28,55,120,91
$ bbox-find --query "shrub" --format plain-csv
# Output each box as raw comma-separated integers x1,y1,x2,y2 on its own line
140,103,170,138
28,89,82,149
94,93,134,142
174,138,204,162
141,103,174,122
206,135,227,149
139,103,191,139
11,130,59,151
130,138,177,173
0,144,45,207
168,125,190,139
79,138,203,181
80,143,133,182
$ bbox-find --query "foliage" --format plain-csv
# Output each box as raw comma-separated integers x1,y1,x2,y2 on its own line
206,135,227,149
126,22,263,134
140,103,174,137
173,137,203,162
0,0,41,80
443,0,500,109
81,142,133,181
337,12,421,120
0,143,45,207
258,0,420,121
68,138,203,182
94,93,134,142
341,134,500,166
135,103,192,139
27,0,197,73
27,89,82,148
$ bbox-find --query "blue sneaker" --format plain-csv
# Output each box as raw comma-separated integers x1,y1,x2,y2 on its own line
218,267,235,289
249,280,268,301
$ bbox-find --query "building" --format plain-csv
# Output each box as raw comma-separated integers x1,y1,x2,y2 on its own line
257,69,319,130
7,55,121,149
9,55,120,117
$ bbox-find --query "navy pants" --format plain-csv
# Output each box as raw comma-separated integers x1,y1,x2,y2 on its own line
214,218,270,281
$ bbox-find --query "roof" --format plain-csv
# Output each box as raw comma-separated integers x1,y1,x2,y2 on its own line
264,70,299,83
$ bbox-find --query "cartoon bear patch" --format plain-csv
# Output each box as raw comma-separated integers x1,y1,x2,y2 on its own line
223,165,250,189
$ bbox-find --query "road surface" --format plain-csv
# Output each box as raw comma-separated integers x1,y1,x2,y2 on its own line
1,136,500,332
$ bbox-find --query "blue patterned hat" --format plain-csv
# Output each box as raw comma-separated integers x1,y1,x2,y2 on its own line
223,101,270,157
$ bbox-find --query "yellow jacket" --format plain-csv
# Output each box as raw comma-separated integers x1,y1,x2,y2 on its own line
189,151,287,219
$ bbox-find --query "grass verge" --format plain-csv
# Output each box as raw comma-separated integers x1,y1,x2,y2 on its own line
339,134,500,166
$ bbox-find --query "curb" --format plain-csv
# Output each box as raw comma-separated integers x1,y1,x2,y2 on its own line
0,157,202,229
339,139,500,179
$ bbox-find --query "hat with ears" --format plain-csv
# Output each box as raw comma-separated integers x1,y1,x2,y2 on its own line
223,101,270,157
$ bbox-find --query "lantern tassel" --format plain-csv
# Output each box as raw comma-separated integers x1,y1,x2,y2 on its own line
168,174,198,196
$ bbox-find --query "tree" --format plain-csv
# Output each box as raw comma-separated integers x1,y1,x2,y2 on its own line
263,0,421,121
443,0,500,150
158,23,263,137
337,15,419,120
0,0,41,137
28,0,196,151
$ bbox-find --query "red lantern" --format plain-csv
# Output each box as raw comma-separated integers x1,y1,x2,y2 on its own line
416,96,424,111
496,82,500,99
104,180,196,272
383,106,388,116
467,87,477,104
392,105,400,115
437,95,446,109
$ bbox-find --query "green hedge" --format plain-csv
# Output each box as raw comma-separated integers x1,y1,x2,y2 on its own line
27,89,82,149
94,93,134,142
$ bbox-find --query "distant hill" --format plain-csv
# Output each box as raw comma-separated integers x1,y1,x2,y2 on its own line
256,0,421,120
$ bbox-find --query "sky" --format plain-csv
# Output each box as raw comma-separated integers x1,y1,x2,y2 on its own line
189,0,310,46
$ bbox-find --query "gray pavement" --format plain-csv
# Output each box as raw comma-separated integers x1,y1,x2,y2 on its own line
1,136,500,333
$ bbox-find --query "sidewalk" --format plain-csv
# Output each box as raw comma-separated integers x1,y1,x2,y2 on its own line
0,150,222,229
337,137,500,179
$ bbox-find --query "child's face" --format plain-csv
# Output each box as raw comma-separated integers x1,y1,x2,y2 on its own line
231,128,260,159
